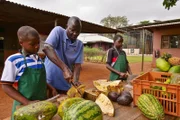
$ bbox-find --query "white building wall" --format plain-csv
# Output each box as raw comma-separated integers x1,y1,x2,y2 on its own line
123,48,140,55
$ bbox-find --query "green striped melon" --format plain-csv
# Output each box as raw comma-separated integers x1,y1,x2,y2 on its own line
137,94,164,120
58,97,84,118
14,101,57,120
63,100,103,120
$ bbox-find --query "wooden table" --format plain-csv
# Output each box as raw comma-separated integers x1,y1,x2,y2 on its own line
102,102,179,120
4,103,179,120
51,98,179,120
4,89,180,120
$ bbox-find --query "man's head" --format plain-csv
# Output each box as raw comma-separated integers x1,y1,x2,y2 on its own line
66,16,82,41
17,26,40,54
113,34,124,49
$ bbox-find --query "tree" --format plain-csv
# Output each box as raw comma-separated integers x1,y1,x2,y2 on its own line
100,14,128,29
163,0,179,10
138,20,151,25
100,15,129,41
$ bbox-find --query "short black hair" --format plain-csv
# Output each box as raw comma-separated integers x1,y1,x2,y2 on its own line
113,34,123,42
17,26,39,42
67,16,82,28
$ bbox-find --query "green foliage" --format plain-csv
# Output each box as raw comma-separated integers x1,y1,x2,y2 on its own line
138,20,151,25
127,56,152,63
161,52,172,61
100,14,128,28
163,0,179,10
83,47,152,64
100,14,129,40
84,46,106,63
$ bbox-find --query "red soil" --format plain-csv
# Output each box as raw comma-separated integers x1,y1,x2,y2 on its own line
0,62,152,119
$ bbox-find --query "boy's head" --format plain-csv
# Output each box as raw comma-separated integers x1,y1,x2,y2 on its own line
66,16,82,41
113,34,123,49
17,26,40,54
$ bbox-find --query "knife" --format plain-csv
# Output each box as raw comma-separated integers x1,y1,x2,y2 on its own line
70,81,82,96
16,94,60,110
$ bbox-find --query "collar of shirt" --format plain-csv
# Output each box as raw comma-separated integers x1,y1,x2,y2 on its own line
113,47,122,51
64,30,77,47
19,49,39,60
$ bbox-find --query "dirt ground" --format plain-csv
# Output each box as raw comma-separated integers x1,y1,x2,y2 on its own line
0,62,152,119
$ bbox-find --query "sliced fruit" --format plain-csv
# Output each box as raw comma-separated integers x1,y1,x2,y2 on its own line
95,93,114,117
93,80,123,94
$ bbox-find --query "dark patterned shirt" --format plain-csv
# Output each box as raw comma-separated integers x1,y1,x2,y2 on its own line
106,47,128,66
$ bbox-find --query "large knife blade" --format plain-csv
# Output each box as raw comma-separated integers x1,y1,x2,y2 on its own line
46,94,60,102
71,81,82,96
16,94,60,110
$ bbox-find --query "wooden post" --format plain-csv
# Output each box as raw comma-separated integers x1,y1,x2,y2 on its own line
54,19,58,27
141,29,145,72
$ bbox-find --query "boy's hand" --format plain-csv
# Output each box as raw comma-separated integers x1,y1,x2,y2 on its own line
51,88,58,96
119,72,127,78
27,100,40,105
22,100,39,106
47,83,58,97
17,100,40,109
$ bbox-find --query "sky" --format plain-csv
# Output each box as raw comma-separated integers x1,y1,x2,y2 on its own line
9,0,180,25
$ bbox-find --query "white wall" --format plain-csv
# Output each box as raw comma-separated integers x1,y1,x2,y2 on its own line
123,48,140,55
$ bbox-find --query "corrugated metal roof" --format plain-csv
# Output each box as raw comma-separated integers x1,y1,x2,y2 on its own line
118,18,180,31
78,34,113,44
0,0,123,34
134,21,180,29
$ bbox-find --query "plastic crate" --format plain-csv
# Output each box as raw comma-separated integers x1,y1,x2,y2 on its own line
133,71,180,117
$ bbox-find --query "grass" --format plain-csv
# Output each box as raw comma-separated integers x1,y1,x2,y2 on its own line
127,56,152,63
85,55,152,63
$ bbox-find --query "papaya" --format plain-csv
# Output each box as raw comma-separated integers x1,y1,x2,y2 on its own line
95,93,114,117
67,84,85,98
14,101,57,120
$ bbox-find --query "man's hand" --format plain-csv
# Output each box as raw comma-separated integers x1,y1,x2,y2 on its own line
63,67,73,82
72,81,81,87
16,100,40,109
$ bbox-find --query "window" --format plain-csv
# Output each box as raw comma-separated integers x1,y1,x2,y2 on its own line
161,35,180,48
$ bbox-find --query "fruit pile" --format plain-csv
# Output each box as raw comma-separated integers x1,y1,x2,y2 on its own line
154,52,180,73
92,79,133,117
108,91,133,106
93,79,124,95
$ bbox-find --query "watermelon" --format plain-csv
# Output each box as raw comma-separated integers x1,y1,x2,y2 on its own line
63,100,103,120
14,101,57,120
58,97,84,118
168,65,180,73
137,94,164,120
156,58,171,72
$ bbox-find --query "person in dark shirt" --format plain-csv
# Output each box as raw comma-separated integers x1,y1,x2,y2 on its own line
106,35,132,81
